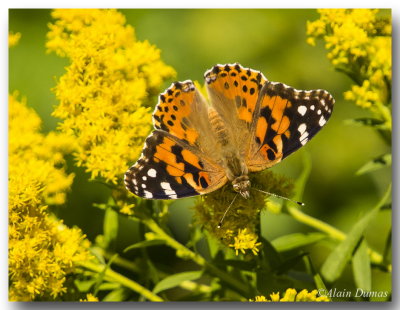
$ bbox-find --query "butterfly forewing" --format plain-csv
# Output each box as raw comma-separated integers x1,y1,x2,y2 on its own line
204,64,268,155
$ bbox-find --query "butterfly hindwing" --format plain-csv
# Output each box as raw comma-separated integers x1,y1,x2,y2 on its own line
247,81,335,172
124,130,227,199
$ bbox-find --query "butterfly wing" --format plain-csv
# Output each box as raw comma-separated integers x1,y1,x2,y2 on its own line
152,80,218,157
247,81,335,172
204,63,268,155
125,81,227,199
125,131,227,199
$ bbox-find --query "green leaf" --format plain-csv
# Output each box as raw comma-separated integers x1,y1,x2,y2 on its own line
93,254,118,296
383,229,392,266
352,239,371,291
103,207,119,249
74,279,96,292
123,239,166,253
356,153,391,175
303,255,327,292
294,151,312,201
103,288,130,302
271,232,326,252
205,230,220,259
153,271,203,294
276,253,308,274
321,184,391,282
259,236,281,270
344,117,385,128
186,225,203,250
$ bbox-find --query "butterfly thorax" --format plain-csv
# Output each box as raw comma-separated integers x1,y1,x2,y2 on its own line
208,107,251,198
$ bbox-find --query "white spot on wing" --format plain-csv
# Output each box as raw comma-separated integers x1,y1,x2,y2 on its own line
143,190,153,198
148,168,157,178
298,123,307,135
317,109,322,115
161,182,172,191
297,105,307,116
142,176,147,181
301,138,308,145
310,105,315,110
300,131,309,141
161,182,177,198
319,116,327,127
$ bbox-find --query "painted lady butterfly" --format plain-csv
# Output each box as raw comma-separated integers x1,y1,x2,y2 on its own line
125,63,334,199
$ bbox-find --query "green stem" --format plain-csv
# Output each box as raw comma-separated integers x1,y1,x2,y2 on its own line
375,102,392,130
94,247,141,274
287,198,390,269
141,217,250,296
287,205,346,241
101,248,212,294
78,260,163,302
142,217,205,266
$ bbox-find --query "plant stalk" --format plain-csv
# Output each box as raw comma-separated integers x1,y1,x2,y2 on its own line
78,260,163,302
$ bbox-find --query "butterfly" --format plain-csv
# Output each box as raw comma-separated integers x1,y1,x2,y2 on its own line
124,63,334,200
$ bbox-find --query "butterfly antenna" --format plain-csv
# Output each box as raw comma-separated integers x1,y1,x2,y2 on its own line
217,193,238,228
252,188,305,206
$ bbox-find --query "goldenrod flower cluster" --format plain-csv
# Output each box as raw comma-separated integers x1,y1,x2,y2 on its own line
9,32,21,47
251,288,330,302
194,171,293,256
307,9,391,129
47,9,176,185
229,228,262,255
9,93,91,301
80,293,99,302
9,93,75,206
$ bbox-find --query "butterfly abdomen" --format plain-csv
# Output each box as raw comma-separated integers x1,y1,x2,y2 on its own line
208,108,230,147
208,107,248,180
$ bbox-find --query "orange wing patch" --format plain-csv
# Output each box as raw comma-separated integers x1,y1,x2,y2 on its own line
205,63,268,126
153,81,203,146
151,133,225,194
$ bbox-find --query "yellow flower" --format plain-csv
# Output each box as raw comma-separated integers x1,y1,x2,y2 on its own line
253,295,268,301
9,93,91,301
194,170,293,250
307,9,391,129
9,93,75,205
251,289,330,302
47,9,176,185
9,32,21,47
80,293,99,302
229,228,262,256
119,203,135,215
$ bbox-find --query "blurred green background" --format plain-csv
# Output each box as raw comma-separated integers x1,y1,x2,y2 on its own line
9,9,391,296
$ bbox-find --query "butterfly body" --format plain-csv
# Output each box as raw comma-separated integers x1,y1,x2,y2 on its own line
207,106,251,198
124,63,334,200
